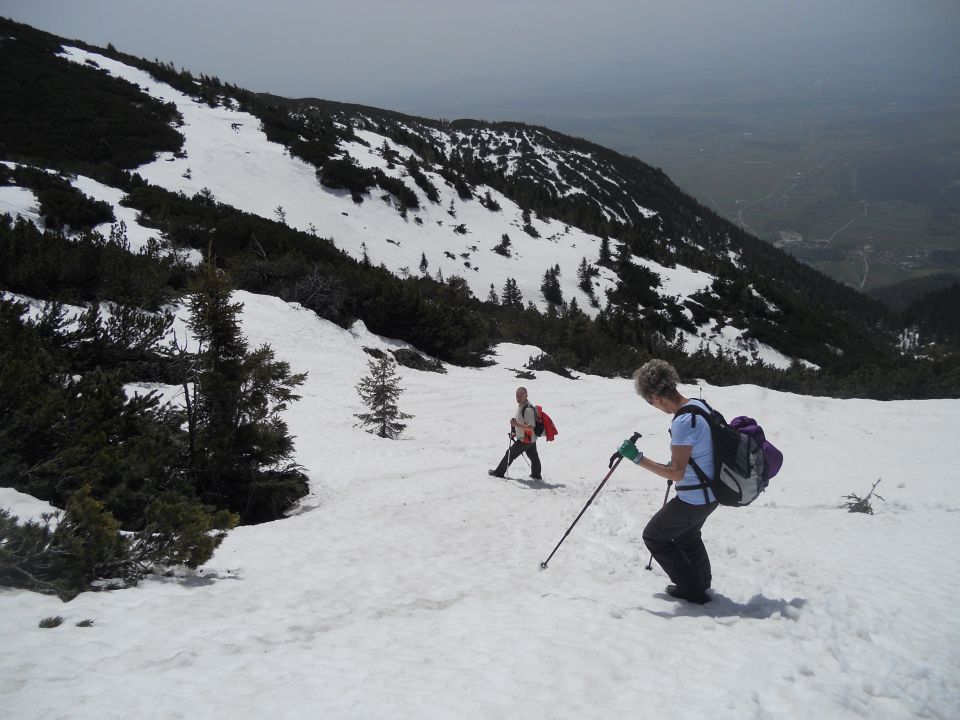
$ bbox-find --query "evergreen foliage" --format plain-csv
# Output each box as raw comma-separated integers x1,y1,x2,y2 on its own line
577,257,598,294
375,170,420,209
252,101,342,168
318,158,376,203
183,258,309,523
493,233,512,257
598,236,613,268
541,264,564,306
354,356,413,439
526,352,578,380
0,18,183,170
118,183,494,365
2,15,908,391
405,157,441,203
522,208,540,238
0,487,236,601
0,214,186,310
869,273,959,312
902,282,960,344
0,258,309,597
480,190,501,211
501,277,523,308
391,348,446,374
0,164,115,231
0,17,956,400
0,298,191,526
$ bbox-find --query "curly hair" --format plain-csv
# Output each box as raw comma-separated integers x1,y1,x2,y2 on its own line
633,359,680,401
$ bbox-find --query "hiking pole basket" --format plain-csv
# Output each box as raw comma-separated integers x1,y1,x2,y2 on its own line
540,432,641,569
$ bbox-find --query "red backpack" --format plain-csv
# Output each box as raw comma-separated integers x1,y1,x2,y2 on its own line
529,404,558,442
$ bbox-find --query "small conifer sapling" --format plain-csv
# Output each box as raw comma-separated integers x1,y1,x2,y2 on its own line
354,356,413,439
842,478,885,515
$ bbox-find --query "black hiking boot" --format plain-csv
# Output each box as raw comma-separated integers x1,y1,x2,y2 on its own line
665,584,711,605
488,469,504,478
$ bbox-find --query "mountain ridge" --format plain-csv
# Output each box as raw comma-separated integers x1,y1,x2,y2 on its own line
1,16,956,398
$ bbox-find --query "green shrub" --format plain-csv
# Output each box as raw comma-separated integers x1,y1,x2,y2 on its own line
0,487,238,601
0,18,183,169
0,489,126,601
318,158,376,202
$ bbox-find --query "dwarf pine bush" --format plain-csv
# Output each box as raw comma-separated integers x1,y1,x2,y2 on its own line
842,479,885,515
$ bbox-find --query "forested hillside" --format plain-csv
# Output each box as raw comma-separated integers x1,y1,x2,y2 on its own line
1,13,958,600
1,15,956,400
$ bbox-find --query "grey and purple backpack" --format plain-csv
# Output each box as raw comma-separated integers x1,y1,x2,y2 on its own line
675,400,783,507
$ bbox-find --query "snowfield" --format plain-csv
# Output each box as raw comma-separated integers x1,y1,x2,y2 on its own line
2,290,958,719
2,39,958,719
42,45,795,368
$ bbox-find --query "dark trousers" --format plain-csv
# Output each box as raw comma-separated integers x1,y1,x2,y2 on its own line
642,497,718,594
494,440,541,478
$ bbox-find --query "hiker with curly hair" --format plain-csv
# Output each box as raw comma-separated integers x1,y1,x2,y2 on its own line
617,359,718,604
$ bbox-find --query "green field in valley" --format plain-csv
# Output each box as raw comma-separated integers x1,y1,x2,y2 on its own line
568,103,960,292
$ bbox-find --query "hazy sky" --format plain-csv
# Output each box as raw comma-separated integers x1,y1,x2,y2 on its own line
3,0,958,114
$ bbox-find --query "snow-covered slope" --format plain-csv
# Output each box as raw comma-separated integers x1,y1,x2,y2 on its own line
37,45,795,369
2,289,957,719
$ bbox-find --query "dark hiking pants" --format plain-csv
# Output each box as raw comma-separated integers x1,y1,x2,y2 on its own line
494,440,541,479
643,497,718,595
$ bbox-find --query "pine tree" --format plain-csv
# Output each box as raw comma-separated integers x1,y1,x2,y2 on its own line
576,257,596,293
354,356,413,439
419,252,429,275
502,277,523,308
487,283,499,304
185,257,308,522
522,207,540,238
541,264,564,306
599,235,613,268
482,190,501,211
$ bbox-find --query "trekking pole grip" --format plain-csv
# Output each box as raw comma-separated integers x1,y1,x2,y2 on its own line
608,431,642,469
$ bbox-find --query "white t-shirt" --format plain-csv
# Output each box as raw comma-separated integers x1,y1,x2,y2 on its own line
515,403,538,443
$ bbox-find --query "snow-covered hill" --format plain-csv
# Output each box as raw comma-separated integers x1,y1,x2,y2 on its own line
2,44,797,369
2,19,958,719
2,289,958,719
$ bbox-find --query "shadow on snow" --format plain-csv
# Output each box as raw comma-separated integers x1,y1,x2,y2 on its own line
642,592,808,620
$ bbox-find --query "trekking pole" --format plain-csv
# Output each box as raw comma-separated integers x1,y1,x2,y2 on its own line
644,479,673,571
540,432,641,570
495,430,513,471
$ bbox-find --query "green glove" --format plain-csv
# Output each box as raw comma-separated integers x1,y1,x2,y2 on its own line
619,439,643,464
